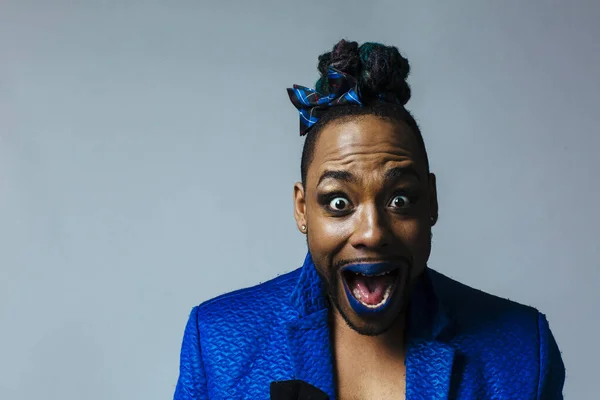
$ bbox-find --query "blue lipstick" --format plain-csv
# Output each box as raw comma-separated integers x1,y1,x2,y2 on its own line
341,262,400,315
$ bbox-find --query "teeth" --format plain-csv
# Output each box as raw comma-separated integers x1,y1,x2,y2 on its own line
353,270,393,277
375,270,392,276
356,284,394,309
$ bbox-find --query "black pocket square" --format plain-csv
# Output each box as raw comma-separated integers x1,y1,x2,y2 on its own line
270,380,329,400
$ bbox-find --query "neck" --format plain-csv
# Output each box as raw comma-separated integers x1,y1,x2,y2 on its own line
330,308,407,359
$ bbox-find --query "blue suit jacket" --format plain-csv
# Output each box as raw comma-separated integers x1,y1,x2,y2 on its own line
174,253,565,399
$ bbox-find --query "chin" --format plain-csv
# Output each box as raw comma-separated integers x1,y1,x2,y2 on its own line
329,260,413,336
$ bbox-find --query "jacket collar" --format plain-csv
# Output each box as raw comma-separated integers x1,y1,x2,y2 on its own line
289,252,329,317
285,252,455,399
284,253,335,397
404,264,456,398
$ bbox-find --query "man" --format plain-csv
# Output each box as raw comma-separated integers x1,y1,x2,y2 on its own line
174,40,565,399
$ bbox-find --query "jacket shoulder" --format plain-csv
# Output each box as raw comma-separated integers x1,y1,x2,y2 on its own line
196,267,301,325
187,268,302,396
429,268,540,324
429,268,544,361
429,268,549,396
429,270,565,397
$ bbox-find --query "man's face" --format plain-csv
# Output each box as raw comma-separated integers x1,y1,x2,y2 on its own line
294,115,438,336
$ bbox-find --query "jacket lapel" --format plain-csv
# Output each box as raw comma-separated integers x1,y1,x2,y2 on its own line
405,268,455,399
285,253,335,398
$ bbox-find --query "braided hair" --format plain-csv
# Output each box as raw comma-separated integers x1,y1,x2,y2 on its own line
300,39,429,187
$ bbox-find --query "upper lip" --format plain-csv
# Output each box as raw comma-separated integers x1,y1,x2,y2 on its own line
340,260,405,276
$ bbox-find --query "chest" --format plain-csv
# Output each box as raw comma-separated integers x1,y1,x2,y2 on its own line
334,344,406,400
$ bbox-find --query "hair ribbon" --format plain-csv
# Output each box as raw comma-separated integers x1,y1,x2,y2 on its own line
287,67,362,136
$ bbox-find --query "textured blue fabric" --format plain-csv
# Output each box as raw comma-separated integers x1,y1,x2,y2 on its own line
174,253,565,399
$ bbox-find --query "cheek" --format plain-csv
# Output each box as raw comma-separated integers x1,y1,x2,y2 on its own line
393,217,431,254
307,212,351,251
391,219,431,279
306,215,351,279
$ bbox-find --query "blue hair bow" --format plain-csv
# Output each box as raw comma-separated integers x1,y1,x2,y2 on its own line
287,67,362,136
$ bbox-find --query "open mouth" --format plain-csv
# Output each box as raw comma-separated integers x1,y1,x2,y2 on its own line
341,263,401,313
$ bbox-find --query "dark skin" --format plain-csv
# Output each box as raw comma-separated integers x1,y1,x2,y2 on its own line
293,115,438,398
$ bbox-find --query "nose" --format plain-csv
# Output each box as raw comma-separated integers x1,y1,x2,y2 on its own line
349,203,391,250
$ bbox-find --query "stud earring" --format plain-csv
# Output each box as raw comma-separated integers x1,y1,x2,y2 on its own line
301,225,307,232
430,216,437,224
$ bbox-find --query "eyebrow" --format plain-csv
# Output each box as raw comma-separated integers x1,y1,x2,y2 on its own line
317,170,357,186
384,166,420,182
317,166,420,187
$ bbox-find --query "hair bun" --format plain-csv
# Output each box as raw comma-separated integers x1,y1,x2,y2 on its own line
315,39,411,106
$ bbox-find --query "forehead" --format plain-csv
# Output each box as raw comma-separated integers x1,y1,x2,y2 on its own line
308,115,425,183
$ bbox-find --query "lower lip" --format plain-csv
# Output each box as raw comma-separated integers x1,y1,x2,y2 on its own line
341,263,401,315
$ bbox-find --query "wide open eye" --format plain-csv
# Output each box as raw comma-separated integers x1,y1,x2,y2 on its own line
389,194,412,209
329,197,351,211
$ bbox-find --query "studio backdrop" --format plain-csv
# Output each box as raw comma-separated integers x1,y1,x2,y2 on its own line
1,1,598,399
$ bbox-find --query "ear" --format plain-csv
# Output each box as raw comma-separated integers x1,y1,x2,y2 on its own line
293,182,307,233
428,173,439,226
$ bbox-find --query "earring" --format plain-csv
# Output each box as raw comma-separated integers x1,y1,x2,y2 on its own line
301,225,307,232
430,216,436,224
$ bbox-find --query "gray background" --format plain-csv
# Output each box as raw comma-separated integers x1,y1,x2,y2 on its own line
1,1,598,399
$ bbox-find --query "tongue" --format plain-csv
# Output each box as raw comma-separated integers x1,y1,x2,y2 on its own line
351,274,394,305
